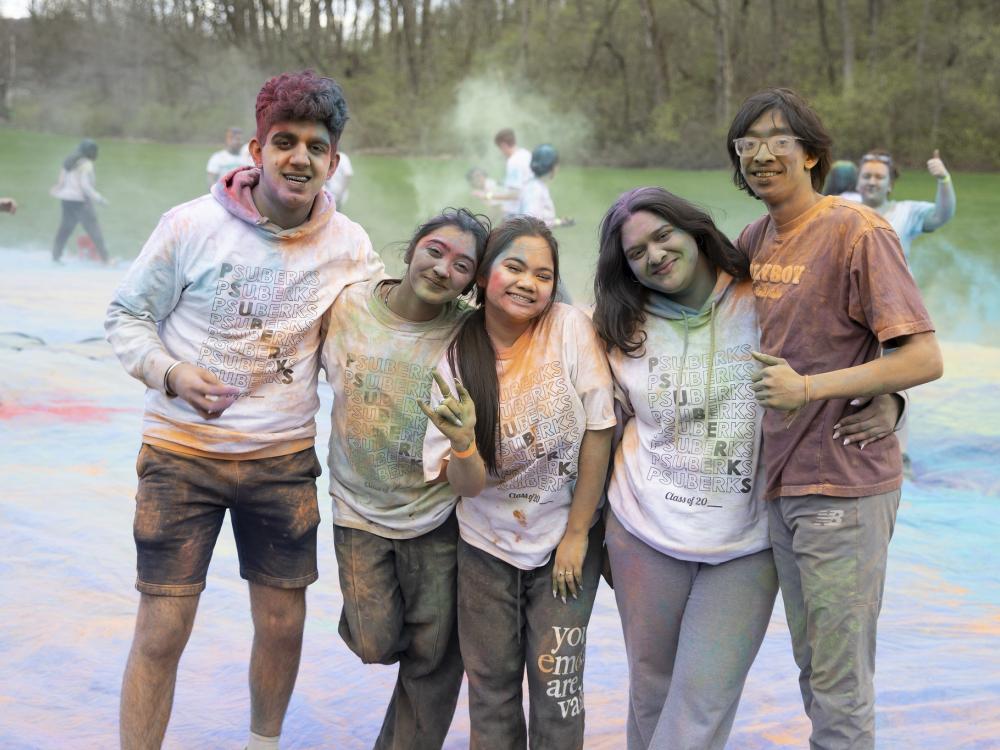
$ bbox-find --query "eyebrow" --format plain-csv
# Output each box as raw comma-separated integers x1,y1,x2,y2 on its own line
502,253,553,273
624,222,672,253
425,237,476,263
270,130,331,145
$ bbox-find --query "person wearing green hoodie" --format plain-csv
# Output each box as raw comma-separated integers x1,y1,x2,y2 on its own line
591,187,903,750
105,71,384,750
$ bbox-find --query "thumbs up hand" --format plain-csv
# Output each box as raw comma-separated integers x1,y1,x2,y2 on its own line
750,351,810,412
927,149,950,181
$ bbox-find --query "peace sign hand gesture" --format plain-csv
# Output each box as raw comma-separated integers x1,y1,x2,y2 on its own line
418,369,478,453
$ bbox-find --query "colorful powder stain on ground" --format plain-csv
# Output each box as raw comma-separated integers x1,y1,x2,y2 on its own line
1,250,998,749
0,399,131,422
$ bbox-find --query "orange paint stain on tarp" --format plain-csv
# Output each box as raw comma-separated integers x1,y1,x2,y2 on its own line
0,400,131,423
961,611,1000,637
760,729,806,746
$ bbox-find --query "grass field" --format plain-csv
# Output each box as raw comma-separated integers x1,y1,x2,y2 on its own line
2,127,997,343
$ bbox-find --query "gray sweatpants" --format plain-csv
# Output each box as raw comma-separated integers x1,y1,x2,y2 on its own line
768,490,901,750
605,510,778,750
457,523,602,750
334,512,464,750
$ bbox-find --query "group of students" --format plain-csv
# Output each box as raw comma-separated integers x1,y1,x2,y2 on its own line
469,129,574,228
106,71,942,750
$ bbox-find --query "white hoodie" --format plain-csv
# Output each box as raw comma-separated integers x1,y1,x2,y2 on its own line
606,273,769,563
105,167,385,458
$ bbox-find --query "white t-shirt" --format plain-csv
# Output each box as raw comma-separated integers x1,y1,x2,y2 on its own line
880,200,935,259
606,276,769,564
323,280,469,538
206,146,253,179
501,147,533,216
423,303,616,570
325,152,354,207
518,177,556,226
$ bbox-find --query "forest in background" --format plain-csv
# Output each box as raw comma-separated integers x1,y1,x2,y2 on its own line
1,0,998,168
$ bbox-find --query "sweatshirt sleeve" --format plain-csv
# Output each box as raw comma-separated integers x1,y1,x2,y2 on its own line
104,214,186,393
80,161,106,205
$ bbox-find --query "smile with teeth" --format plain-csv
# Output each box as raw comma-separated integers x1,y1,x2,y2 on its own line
507,291,534,304
284,174,310,183
753,170,781,178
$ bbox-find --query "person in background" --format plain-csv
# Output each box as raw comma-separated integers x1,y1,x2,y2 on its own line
423,216,615,749
823,160,861,201
206,126,253,187
106,70,384,750
474,128,533,219
50,138,109,264
857,148,956,260
727,87,942,749
325,150,354,208
518,144,574,229
323,207,490,749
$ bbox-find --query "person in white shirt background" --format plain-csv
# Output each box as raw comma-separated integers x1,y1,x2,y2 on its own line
205,126,254,188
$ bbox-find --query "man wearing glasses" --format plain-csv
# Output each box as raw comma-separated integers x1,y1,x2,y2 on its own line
857,149,956,260
726,87,943,749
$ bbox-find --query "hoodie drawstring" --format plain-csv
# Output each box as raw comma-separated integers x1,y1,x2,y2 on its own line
673,312,690,446
673,302,717,451
705,300,717,444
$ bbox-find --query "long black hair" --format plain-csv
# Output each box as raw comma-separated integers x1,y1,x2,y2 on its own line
593,186,747,357
448,215,559,477
63,139,98,171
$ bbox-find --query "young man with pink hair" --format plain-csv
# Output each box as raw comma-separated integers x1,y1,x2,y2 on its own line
106,71,383,750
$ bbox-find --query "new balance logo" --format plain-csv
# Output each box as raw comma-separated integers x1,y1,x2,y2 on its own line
813,509,845,527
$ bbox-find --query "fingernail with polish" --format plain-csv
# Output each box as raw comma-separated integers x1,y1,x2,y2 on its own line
832,431,840,440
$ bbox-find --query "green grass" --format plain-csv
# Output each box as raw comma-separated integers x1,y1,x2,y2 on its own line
2,127,996,344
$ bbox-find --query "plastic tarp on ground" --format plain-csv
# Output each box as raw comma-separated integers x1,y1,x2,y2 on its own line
1,251,998,749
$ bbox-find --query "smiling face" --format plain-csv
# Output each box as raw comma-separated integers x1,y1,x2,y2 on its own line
858,159,892,208
249,120,338,228
480,234,556,329
403,224,479,308
621,210,714,308
738,109,817,208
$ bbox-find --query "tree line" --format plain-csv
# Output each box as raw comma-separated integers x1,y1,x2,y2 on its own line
2,0,997,168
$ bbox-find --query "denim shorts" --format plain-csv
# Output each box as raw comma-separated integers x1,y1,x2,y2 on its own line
133,444,322,596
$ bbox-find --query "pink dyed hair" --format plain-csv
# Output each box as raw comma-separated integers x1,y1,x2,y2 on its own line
254,70,349,145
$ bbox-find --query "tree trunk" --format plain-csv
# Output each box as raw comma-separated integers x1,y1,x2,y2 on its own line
817,0,836,86
398,0,420,91
603,40,630,130
372,0,381,51
420,0,432,68
636,0,670,104
712,0,732,126
837,0,854,94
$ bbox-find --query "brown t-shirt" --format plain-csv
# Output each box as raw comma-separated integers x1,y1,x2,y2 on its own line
736,196,935,500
